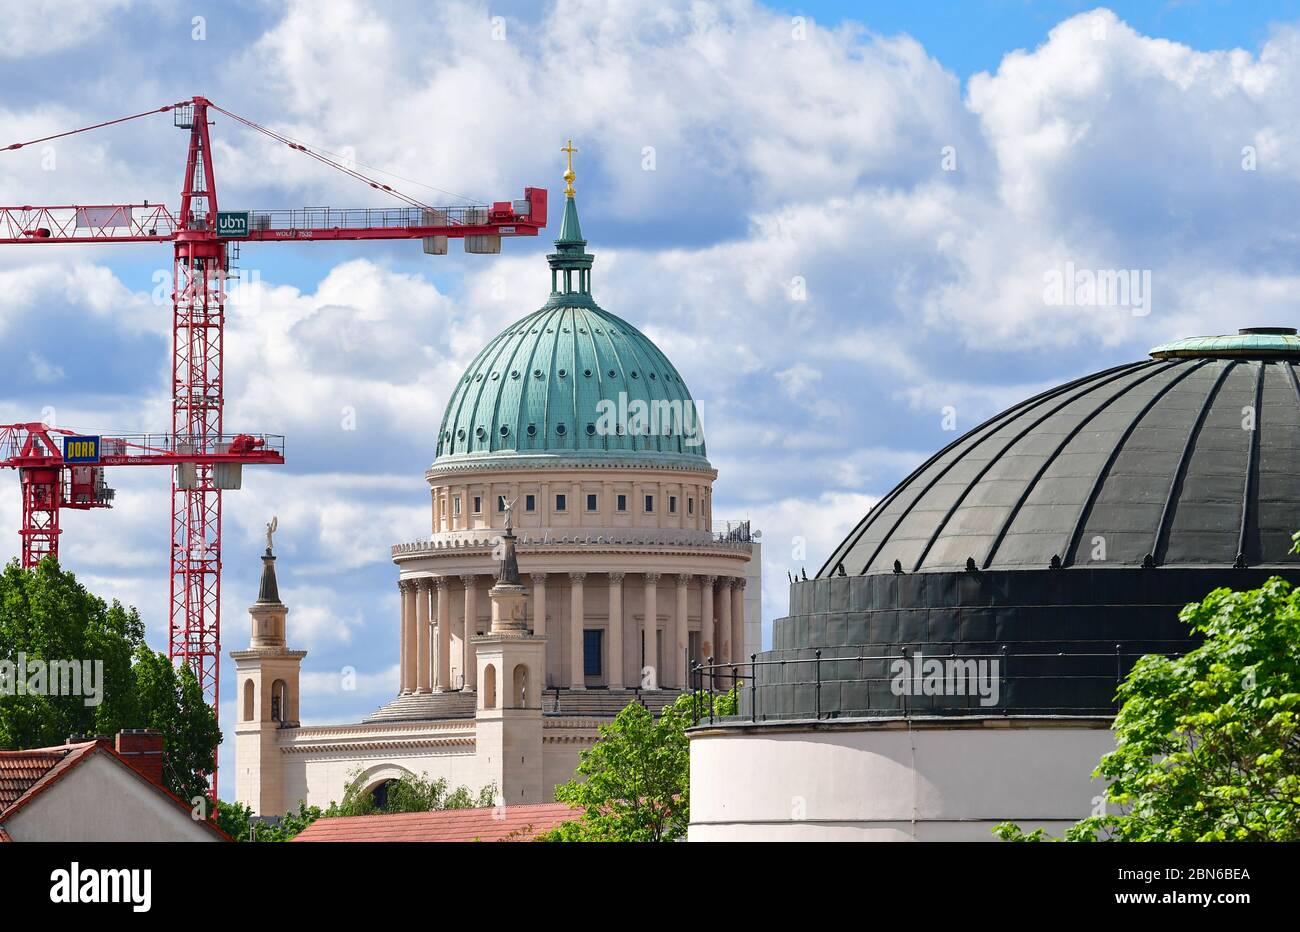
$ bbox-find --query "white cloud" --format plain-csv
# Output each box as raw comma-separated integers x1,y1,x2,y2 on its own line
0,0,134,59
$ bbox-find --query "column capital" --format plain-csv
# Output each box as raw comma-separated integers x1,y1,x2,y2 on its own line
569,571,587,583
459,573,478,586
718,576,736,590
644,572,661,584
608,571,626,584
701,574,717,586
531,571,548,583
676,573,692,586
399,578,414,593
416,576,433,592
733,577,747,591
434,576,450,592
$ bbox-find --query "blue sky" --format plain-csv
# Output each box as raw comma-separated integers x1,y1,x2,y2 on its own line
4,0,1300,798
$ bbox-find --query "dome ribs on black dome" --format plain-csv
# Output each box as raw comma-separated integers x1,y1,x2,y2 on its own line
981,359,1180,570
1236,361,1268,567
1061,359,1209,566
909,361,1156,573
817,360,1149,577
1159,358,1248,564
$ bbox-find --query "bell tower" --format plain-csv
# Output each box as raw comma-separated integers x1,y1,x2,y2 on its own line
231,519,307,815
473,507,549,804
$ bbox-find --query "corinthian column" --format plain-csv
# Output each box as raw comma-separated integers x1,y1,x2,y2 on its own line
461,574,478,691
435,577,451,691
531,572,548,636
642,573,660,690
416,578,432,694
400,580,416,694
718,577,733,666
569,572,586,689
607,572,625,689
701,575,716,662
675,574,690,689
732,577,747,666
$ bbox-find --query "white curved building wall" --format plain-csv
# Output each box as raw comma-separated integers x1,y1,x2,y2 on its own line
689,719,1114,841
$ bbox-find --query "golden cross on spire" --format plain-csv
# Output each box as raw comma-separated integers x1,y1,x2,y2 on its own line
562,138,577,197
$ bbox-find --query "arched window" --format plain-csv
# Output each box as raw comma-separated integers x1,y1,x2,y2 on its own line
370,779,397,812
483,664,497,709
242,679,255,722
512,663,529,708
270,679,287,723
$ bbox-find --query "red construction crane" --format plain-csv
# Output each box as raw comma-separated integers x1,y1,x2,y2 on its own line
0,96,547,798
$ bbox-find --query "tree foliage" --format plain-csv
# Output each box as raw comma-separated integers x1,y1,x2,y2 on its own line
332,771,497,817
997,552,1300,842
0,558,220,804
542,689,737,842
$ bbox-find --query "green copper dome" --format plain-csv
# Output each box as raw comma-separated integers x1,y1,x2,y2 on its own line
1150,327,1300,359
434,193,709,469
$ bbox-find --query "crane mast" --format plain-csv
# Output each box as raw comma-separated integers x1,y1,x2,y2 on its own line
171,99,226,754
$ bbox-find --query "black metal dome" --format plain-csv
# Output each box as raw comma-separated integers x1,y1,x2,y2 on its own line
820,329,1300,578
747,330,1300,721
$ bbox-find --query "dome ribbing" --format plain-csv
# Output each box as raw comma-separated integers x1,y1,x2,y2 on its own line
821,332,1300,577
434,193,708,468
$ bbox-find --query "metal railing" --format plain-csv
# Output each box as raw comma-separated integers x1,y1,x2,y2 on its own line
247,206,495,232
688,644,1186,726
713,519,752,543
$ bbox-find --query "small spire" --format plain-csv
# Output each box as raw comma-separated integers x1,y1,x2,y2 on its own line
256,552,281,604
546,140,594,298
496,526,522,587
561,138,577,197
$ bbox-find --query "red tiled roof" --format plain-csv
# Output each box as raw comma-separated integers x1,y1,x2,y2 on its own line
0,742,100,811
292,802,581,842
0,740,229,840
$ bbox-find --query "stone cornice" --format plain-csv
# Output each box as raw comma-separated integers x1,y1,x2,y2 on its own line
272,715,614,755
280,736,475,754
427,453,716,478
393,529,752,562
230,649,308,661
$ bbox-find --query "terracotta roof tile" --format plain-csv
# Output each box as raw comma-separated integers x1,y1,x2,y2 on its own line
0,743,98,811
292,802,580,842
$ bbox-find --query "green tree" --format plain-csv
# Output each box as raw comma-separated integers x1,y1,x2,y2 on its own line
0,558,220,804
332,771,497,817
542,689,737,842
997,549,1300,842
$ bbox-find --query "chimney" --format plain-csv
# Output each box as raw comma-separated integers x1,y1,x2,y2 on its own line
66,734,113,751
115,729,165,788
